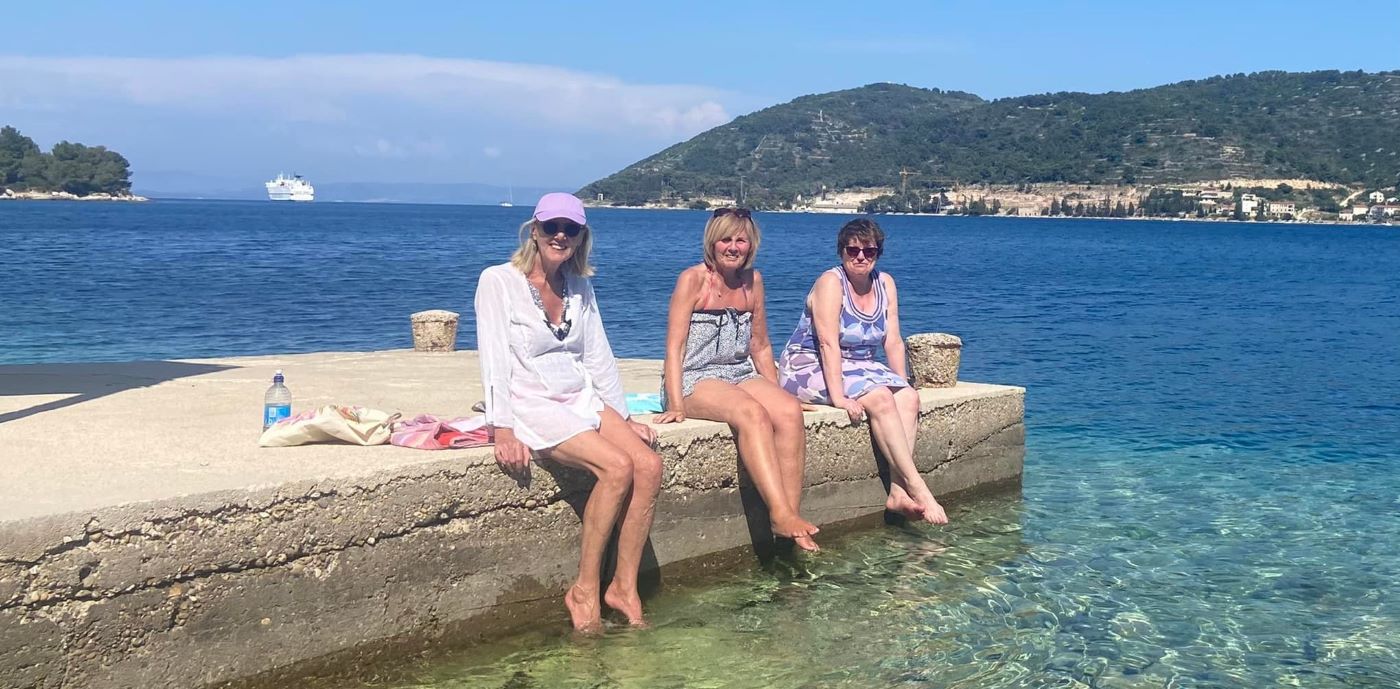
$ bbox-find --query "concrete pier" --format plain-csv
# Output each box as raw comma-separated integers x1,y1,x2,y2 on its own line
0,350,1024,689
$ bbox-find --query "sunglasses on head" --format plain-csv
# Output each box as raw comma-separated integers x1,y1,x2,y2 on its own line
843,245,881,259
712,207,751,220
538,219,584,238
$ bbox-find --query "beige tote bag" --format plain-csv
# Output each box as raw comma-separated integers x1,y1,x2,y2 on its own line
258,405,400,447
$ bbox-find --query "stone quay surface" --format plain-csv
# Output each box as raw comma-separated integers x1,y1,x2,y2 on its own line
0,350,1024,689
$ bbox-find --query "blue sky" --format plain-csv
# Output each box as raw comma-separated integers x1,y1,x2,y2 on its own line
3,1,1397,194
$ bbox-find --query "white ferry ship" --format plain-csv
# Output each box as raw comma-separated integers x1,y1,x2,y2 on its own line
265,173,315,202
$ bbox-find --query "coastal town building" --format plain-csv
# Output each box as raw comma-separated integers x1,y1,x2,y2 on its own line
1239,194,1262,216
1267,200,1296,217
1370,204,1400,219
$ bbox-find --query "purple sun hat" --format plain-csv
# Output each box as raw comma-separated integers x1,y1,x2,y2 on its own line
532,192,587,225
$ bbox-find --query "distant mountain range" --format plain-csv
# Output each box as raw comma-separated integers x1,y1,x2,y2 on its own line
579,70,1400,206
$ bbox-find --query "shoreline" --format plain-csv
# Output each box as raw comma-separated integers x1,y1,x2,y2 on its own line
586,203,1394,227
1,189,148,202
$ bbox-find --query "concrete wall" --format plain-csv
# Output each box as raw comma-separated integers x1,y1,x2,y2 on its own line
0,384,1022,689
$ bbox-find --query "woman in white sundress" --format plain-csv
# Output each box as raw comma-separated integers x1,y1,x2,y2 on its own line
475,192,661,633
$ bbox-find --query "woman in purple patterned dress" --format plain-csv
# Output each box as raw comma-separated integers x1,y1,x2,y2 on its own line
778,218,948,525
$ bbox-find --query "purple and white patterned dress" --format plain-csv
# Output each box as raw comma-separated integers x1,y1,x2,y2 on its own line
778,267,909,404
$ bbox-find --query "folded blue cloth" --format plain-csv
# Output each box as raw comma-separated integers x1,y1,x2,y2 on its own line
625,392,664,415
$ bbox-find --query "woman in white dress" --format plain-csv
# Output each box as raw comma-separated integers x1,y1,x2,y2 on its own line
475,192,662,632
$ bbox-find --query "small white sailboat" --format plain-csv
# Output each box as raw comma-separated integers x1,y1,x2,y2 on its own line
500,185,514,207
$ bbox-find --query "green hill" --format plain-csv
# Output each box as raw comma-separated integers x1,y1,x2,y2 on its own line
580,70,1400,207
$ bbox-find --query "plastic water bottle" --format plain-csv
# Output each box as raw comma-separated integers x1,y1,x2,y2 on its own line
263,370,292,430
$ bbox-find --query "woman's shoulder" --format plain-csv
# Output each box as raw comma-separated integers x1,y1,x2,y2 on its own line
478,263,521,292
877,270,898,293
814,268,843,287
480,262,520,282
564,269,594,292
680,263,709,279
675,264,710,289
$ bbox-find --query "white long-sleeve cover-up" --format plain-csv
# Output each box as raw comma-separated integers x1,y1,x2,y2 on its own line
474,263,630,451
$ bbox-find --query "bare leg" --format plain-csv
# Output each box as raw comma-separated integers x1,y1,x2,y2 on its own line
594,408,662,626
737,378,808,509
884,386,923,518
544,429,637,632
738,377,818,551
890,387,946,523
686,379,819,544
857,387,948,525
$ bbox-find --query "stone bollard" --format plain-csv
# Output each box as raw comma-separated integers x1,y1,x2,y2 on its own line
410,310,460,352
905,333,962,388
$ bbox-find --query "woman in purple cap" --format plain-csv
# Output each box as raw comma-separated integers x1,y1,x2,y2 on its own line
475,192,662,632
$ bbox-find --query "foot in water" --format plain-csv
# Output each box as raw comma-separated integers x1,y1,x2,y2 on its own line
910,491,949,525
771,513,821,551
565,584,604,634
603,583,648,627
885,488,927,521
771,514,820,539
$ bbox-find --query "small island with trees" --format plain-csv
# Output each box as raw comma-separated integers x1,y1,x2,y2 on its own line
0,126,144,201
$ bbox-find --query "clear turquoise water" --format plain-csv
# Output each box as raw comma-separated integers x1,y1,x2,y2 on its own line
3,201,1398,686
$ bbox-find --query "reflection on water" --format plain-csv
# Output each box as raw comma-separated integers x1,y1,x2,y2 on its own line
317,433,1400,688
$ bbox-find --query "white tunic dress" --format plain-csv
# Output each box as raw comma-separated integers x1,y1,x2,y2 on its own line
474,263,630,451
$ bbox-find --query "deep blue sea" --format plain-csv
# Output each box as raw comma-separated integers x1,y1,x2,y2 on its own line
3,200,1398,687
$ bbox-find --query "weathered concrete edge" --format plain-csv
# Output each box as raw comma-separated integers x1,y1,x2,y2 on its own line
0,386,1024,689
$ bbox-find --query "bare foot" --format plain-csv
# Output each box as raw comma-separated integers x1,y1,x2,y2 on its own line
603,583,648,627
565,584,604,634
793,533,821,552
910,491,949,525
770,513,820,539
885,490,926,521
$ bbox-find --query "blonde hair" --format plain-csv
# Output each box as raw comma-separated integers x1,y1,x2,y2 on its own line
701,213,761,271
509,219,595,277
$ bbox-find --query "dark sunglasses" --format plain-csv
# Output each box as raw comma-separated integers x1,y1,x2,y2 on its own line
712,207,751,220
538,219,585,238
843,245,881,259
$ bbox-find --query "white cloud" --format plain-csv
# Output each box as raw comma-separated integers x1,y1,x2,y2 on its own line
350,137,449,160
0,54,739,187
0,54,733,138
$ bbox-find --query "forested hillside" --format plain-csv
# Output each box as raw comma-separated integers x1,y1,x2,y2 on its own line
581,70,1400,207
